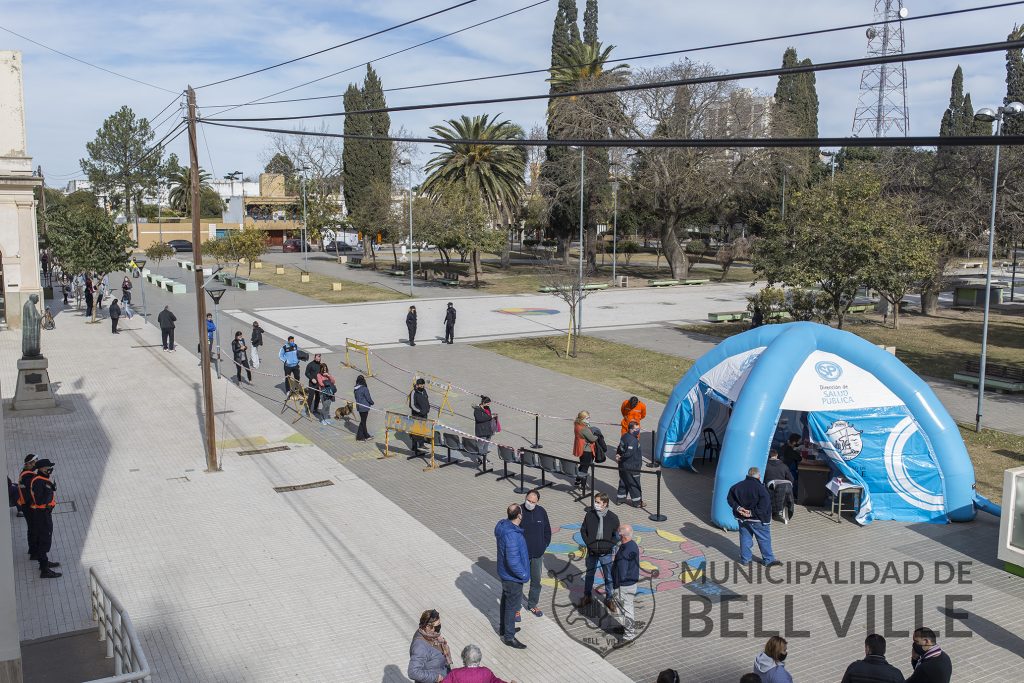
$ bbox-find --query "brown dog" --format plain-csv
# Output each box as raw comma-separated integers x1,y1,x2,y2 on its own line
334,401,354,421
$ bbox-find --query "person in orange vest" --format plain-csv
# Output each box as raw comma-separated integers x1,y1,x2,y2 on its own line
620,396,647,435
16,454,37,554
30,459,61,578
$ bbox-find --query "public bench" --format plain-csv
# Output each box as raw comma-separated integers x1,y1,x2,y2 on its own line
236,278,258,291
164,280,186,294
953,359,1024,393
347,260,364,269
538,283,609,293
707,310,749,323
178,261,191,270
388,269,407,277
648,279,679,287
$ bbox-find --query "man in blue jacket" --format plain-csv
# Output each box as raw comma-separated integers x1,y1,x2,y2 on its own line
727,467,779,566
494,503,529,649
279,335,301,392
612,524,641,641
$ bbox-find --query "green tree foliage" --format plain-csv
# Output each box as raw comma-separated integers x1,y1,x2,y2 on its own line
144,241,174,270
582,0,598,45
168,166,212,214
867,224,940,329
343,65,392,254
79,106,163,220
264,152,297,192
1006,24,1024,136
773,48,820,185
48,206,136,320
752,164,912,329
939,66,991,139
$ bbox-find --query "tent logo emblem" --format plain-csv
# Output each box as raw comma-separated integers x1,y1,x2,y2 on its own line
825,420,864,461
815,361,844,382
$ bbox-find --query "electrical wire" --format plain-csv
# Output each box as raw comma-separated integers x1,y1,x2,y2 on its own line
201,0,1024,109
199,120,1023,149
203,37,1024,123
201,0,553,119
0,23,179,94
195,0,480,89
198,111,217,178
146,92,185,127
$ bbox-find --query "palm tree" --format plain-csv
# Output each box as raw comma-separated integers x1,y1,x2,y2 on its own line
547,40,629,94
168,166,213,215
421,114,527,284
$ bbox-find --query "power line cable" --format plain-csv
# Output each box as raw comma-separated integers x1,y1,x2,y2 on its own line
201,0,1024,109
0,24,179,94
147,93,185,129
199,119,1023,149
202,0,552,118
203,37,1024,123
195,0,480,89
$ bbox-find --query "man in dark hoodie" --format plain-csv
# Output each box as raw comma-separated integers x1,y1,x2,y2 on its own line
409,378,431,455
406,305,418,346
579,493,620,611
443,302,456,344
519,489,551,621
305,353,324,417
158,305,177,351
494,504,529,649
906,627,952,683
108,298,121,333
841,634,904,683
727,467,779,566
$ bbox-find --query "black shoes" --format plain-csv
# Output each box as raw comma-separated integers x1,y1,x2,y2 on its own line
44,562,60,568
40,569,62,579
503,638,527,649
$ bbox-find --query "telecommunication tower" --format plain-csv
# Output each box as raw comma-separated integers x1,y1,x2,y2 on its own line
851,1,910,136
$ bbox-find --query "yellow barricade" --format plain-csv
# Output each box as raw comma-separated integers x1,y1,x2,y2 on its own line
383,410,438,471
343,337,374,377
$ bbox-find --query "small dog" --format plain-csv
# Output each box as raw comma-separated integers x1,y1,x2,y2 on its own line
334,401,354,421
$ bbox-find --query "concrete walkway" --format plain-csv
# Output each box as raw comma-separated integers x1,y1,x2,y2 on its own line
2,315,630,682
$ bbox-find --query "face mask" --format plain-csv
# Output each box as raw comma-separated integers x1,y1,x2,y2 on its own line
595,506,607,517
913,643,927,657
778,652,787,662
524,501,536,511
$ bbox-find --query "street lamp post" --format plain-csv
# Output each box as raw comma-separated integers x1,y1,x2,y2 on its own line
972,102,1024,432
577,146,585,335
135,258,147,317
300,168,309,265
207,286,228,380
611,177,620,285
399,158,414,296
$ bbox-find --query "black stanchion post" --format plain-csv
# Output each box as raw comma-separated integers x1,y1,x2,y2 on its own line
531,414,543,449
589,466,596,508
648,468,667,522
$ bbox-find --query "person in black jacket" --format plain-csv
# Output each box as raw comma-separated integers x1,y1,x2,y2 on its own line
406,305,418,346
231,331,252,383
727,467,778,566
472,396,494,454
409,378,430,454
354,375,374,440
520,489,551,619
579,493,620,610
841,634,904,683
158,305,177,351
108,299,121,333
780,433,802,484
764,450,794,521
906,627,952,683
305,353,324,417
611,524,640,641
615,421,644,507
251,320,264,351
443,302,456,344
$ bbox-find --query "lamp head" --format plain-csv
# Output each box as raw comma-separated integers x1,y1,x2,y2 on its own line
1005,101,1024,116
974,108,998,123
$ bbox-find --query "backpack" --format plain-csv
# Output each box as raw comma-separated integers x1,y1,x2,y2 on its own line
7,478,17,508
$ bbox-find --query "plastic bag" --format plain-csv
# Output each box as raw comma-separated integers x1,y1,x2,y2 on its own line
251,347,261,369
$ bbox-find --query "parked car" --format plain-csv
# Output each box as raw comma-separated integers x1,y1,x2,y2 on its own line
282,239,313,253
323,241,357,253
167,239,193,253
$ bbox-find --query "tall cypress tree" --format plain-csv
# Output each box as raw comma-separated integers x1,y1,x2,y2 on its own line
773,48,819,181
583,0,599,45
342,84,367,216
939,66,965,137
1005,24,1024,135
362,63,393,196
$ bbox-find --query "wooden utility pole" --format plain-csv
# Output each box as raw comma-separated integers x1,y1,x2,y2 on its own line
187,86,219,472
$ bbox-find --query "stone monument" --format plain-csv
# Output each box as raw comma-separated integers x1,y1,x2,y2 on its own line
12,293,56,410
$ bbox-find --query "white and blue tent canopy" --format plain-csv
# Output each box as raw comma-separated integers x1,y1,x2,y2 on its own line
655,322,998,530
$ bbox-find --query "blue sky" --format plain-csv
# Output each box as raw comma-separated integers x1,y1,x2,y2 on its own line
3,0,1021,187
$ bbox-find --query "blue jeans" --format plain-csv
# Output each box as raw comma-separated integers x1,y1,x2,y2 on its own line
738,519,776,564
584,553,613,597
499,579,523,642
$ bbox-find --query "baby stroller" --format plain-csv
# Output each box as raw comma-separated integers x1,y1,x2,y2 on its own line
767,479,795,524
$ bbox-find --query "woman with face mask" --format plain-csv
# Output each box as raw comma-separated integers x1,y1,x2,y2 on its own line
753,635,793,683
572,411,599,490
408,609,451,683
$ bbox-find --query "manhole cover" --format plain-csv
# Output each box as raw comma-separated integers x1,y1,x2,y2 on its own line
238,445,292,456
274,480,334,493
53,501,76,514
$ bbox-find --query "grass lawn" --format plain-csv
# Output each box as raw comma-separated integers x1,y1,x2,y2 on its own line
251,265,407,304
478,333,1023,504
477,334,692,403
679,308,1024,382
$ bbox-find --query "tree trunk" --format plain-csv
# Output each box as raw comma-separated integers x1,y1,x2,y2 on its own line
391,243,399,268
920,287,940,316
892,299,901,329
568,308,578,358
660,217,690,280
586,224,598,270
558,236,570,265
472,249,481,287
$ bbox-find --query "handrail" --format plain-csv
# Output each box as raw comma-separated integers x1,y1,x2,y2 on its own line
84,567,152,683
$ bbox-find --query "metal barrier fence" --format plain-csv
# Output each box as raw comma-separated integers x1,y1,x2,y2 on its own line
85,567,152,683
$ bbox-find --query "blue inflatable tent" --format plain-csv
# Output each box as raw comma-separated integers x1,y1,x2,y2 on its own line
655,322,999,530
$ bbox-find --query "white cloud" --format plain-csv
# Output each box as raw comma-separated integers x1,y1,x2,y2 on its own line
5,0,1021,183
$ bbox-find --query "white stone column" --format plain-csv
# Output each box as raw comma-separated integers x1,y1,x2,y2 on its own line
0,377,23,681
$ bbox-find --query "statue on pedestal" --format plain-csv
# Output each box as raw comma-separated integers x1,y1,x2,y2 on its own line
22,293,42,359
